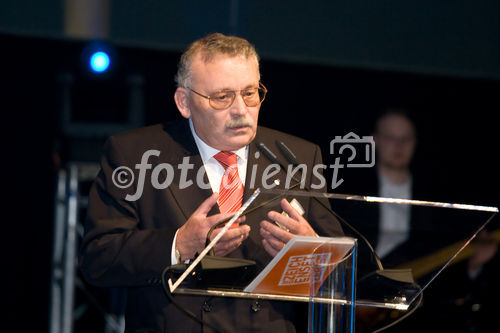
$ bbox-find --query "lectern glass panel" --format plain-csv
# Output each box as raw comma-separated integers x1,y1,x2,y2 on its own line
169,189,498,314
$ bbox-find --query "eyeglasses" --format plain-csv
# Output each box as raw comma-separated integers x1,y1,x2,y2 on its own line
188,82,267,110
377,133,416,145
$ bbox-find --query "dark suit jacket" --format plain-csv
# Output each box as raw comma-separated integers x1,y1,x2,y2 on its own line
79,119,343,333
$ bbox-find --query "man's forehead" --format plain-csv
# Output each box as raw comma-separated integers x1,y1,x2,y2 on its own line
379,115,414,131
190,53,260,88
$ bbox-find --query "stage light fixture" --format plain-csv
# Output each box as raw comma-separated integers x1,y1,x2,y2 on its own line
89,51,110,73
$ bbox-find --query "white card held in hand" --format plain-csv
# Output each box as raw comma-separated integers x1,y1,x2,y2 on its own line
276,198,305,231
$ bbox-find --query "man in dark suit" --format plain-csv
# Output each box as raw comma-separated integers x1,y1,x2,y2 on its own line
339,110,440,332
79,33,343,332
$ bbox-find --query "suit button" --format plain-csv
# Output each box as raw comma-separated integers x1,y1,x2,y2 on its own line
251,301,261,313
202,301,212,312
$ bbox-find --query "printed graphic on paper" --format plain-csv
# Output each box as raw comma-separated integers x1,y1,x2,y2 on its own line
278,252,332,286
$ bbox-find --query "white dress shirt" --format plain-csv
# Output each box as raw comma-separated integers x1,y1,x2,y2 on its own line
376,173,412,259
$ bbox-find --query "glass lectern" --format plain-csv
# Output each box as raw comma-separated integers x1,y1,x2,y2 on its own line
166,188,498,333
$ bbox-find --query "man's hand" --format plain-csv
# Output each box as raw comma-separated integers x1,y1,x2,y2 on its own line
176,192,250,261
260,198,317,257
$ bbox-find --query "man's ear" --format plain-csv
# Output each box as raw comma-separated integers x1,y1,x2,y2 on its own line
174,87,191,119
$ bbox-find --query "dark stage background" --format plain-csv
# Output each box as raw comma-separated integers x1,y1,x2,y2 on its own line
3,20,499,332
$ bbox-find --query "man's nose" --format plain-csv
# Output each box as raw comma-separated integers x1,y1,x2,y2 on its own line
229,94,248,116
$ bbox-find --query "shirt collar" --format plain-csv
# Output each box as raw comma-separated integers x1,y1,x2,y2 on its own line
188,119,248,162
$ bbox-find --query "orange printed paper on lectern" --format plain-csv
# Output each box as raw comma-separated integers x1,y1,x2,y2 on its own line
244,236,355,296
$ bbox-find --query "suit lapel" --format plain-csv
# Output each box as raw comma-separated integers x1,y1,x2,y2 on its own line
159,120,218,219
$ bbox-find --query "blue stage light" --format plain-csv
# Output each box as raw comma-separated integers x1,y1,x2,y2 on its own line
89,51,110,73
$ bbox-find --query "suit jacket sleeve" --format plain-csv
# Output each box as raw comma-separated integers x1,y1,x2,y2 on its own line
79,136,177,287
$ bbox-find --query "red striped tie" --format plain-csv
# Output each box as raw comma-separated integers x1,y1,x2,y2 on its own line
213,151,244,220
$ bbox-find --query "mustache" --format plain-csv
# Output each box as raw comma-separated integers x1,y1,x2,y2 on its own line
226,117,254,129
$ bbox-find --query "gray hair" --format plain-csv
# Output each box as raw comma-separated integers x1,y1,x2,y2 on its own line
175,33,260,88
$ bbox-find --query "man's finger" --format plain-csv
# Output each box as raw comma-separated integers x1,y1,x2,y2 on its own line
262,239,279,257
214,234,244,253
281,199,304,222
206,212,235,227
260,221,291,245
263,211,297,237
213,226,250,256
212,225,250,241
265,235,284,252
206,213,247,230
267,211,296,232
